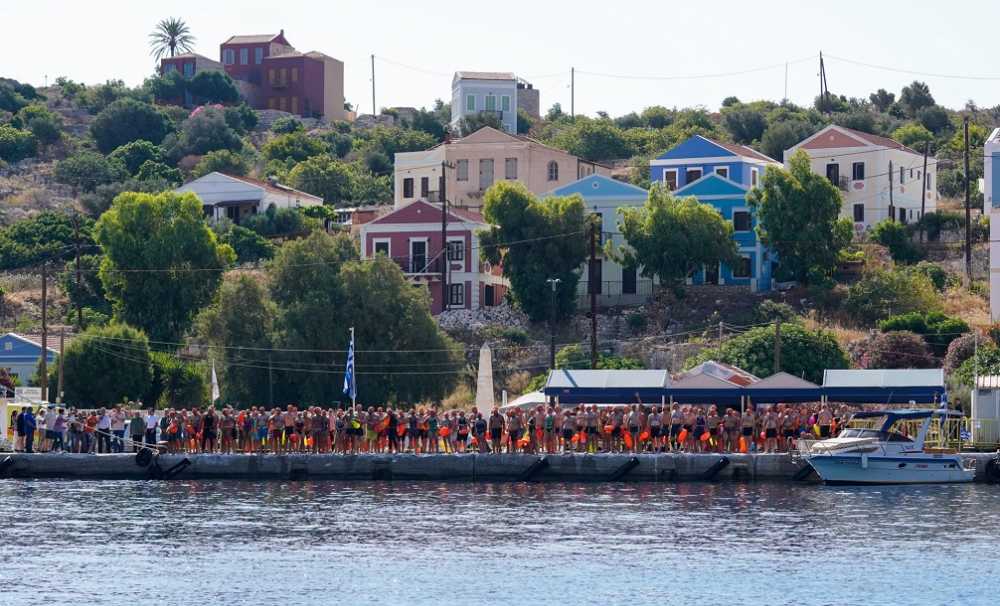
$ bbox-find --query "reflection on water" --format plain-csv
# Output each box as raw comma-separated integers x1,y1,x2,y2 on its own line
0,480,998,606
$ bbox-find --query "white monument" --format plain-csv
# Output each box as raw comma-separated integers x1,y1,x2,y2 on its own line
475,344,494,411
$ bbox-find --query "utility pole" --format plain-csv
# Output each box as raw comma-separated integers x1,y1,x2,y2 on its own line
73,214,82,330
39,263,48,402
920,143,929,243
546,278,561,370
268,353,274,408
773,318,782,375
718,321,724,344
964,116,972,282
589,217,598,370
371,54,376,117
57,328,64,404
888,159,895,221
570,67,575,119
440,161,448,313
818,52,829,114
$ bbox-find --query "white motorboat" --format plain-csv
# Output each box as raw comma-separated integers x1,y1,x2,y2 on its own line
803,409,976,485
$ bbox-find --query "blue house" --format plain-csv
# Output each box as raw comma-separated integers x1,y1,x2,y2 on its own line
0,333,57,387
650,135,781,291
548,174,654,306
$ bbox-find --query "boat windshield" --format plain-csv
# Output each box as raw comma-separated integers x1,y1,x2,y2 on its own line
837,428,914,443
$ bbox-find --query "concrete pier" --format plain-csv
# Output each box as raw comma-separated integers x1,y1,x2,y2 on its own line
2,451,998,482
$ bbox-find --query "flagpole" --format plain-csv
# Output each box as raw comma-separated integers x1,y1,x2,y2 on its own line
350,327,356,408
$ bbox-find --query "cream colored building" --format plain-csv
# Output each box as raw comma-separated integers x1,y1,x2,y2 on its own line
393,127,610,209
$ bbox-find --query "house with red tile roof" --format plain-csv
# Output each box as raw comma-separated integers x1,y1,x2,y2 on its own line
359,199,508,314
174,171,322,225
784,124,937,232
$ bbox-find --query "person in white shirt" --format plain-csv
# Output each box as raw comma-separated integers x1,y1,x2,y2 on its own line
96,408,112,454
43,407,58,452
144,409,159,445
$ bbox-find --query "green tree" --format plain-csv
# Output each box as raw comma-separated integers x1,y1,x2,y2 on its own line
457,111,502,136
145,71,187,103
135,160,182,185
188,71,240,105
892,123,934,151
516,108,534,135
869,219,922,263
687,323,848,384
878,310,969,356
59,253,112,324
53,151,128,193
722,104,767,144
844,268,941,324
58,323,154,407
271,116,304,134
220,225,276,263
108,140,163,175
0,125,37,163
12,104,62,146
350,169,392,203
192,149,251,177
287,155,353,203
899,81,935,117
149,17,195,62
551,118,631,161
148,351,207,407
261,131,328,163
195,274,277,405
869,89,896,113
0,211,93,270
90,98,172,154
611,185,738,294
94,191,236,342
172,106,242,157
748,150,850,283
479,182,588,321
79,177,174,217
555,343,643,370
759,120,815,162
224,103,258,134
917,105,951,135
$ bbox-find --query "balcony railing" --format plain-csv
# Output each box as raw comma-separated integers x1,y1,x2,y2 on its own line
575,279,656,308
392,256,443,275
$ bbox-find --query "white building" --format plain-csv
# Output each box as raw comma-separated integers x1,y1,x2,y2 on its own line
987,128,1000,320
174,172,323,224
451,71,518,134
784,125,937,234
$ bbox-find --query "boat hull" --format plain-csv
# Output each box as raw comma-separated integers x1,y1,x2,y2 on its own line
806,454,975,485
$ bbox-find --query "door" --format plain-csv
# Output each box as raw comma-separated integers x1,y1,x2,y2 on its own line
825,163,840,185
622,266,637,295
705,262,719,285
479,159,494,191
484,284,495,307
410,240,427,273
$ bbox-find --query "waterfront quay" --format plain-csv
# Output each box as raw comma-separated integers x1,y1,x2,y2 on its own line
3,451,999,482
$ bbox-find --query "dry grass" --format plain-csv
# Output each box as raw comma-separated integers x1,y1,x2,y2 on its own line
441,384,475,411
803,316,869,349
941,285,990,329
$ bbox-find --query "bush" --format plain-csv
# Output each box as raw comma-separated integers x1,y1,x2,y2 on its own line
271,116,304,134
955,344,1000,387
90,98,172,154
192,149,251,178
0,211,94,270
148,351,207,407
287,155,352,204
753,300,797,324
79,177,173,217
555,343,643,370
108,140,162,175
242,205,318,238
172,106,242,157
626,312,648,333
907,261,949,291
221,224,276,263
914,211,962,242
12,104,62,145
261,131,328,163
845,268,941,325
53,151,127,192
878,311,968,356
869,219,922,264
51,322,154,407
849,331,936,369
944,333,978,374
0,125,37,162
224,103,258,134
187,71,240,105
687,323,848,384
135,160,182,185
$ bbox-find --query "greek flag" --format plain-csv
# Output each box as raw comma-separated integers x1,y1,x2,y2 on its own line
343,328,356,402
960,429,972,441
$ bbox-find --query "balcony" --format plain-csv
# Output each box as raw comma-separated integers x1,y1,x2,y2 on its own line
575,279,656,309
393,256,443,275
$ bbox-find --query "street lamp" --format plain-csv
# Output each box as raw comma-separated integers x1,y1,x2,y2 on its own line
546,277,561,370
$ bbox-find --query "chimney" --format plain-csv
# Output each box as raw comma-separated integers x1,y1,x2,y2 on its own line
279,28,284,37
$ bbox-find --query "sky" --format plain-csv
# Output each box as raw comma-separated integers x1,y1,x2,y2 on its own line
3,0,999,117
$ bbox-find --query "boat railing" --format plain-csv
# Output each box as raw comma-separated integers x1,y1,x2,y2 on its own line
847,416,1000,451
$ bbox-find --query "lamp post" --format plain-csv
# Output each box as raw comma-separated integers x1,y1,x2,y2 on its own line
546,277,561,370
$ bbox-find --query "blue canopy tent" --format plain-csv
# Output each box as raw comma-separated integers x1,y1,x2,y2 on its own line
821,369,945,405
544,369,670,405
744,372,821,405
667,373,744,406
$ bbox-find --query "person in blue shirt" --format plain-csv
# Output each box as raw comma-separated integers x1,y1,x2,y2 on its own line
18,407,37,453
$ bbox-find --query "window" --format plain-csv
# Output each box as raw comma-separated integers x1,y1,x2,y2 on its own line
588,259,603,294
485,94,496,111
291,68,299,83
420,176,429,198
268,69,275,84
900,209,907,225
715,167,729,179
685,167,702,183
223,49,235,65
750,167,759,188
732,211,751,232
501,95,511,112
373,240,390,257
733,256,752,278
447,239,465,261
909,168,914,179
449,284,465,307
926,173,932,191
663,169,678,191
280,68,287,83
164,63,177,73
267,97,276,109
403,177,414,198
240,48,249,65
466,95,476,112
255,47,264,64
899,166,904,184
547,161,559,181
278,97,286,111
456,159,469,181
479,158,494,190
852,161,865,181
826,163,840,184
622,266,637,295
3,341,12,351
183,62,194,77
505,157,517,179
290,96,298,114
853,203,865,222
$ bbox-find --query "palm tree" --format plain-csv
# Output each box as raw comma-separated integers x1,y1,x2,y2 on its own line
149,17,195,62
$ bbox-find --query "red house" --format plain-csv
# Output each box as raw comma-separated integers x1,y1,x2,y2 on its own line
219,30,346,120
359,200,508,314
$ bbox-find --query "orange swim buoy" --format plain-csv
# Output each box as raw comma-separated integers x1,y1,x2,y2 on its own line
396,425,407,437
571,433,580,444
700,431,711,443
623,432,633,449
577,431,587,444
739,436,748,453
438,426,451,437
677,429,688,443
603,424,614,435
470,436,479,447
639,430,650,442
535,428,544,441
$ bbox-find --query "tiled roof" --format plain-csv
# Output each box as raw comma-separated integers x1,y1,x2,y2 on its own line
221,173,323,202
715,141,779,163
835,125,919,155
455,71,515,81
223,33,281,44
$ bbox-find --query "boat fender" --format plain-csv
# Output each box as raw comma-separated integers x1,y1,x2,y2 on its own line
608,456,640,481
792,464,816,481
986,457,1000,483
0,456,15,477
518,456,549,481
135,448,153,467
701,456,730,481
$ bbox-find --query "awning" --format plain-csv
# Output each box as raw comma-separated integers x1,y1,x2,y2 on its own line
822,369,945,404
744,372,821,403
544,369,670,404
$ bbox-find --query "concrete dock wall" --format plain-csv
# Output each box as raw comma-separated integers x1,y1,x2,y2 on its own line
1,452,996,482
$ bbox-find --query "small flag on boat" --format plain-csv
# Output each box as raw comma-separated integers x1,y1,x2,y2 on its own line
210,359,220,403
343,327,356,402
960,429,971,441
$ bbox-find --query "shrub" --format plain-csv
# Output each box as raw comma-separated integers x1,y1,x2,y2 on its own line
849,331,936,369
53,151,127,192
90,98,172,154
753,300,797,324
261,131,328,163
12,104,62,145
914,211,962,242
845,268,941,325
224,103,258,134
944,333,978,374
108,140,162,175
192,149,251,178
687,323,847,384
79,177,173,217
187,71,240,105
0,125,37,162
271,116,304,134
221,225,276,263
135,160,182,185
626,312,648,333
878,311,968,357
869,219,922,264
907,261,949,291
555,343,643,371
955,344,1000,387
172,106,242,157
242,205,318,238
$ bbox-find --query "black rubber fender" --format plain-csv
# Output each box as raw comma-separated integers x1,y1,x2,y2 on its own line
135,448,153,467
986,458,1000,483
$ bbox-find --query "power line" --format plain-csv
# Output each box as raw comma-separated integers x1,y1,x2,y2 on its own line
573,55,818,81
823,53,1000,82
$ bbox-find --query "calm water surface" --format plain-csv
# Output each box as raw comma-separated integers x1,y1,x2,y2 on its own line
1,480,998,606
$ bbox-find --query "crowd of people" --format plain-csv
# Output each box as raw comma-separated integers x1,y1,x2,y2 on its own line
8,401,852,456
